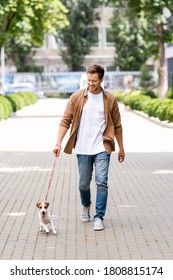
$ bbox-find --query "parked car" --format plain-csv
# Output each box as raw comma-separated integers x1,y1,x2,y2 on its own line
0,82,4,95
5,82,44,97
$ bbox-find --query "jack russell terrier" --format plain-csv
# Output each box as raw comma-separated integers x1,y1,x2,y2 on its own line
36,202,57,234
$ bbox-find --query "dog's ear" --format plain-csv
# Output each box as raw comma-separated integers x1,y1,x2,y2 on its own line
44,202,49,209
36,202,41,208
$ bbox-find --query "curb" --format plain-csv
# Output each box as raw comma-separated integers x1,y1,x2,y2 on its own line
125,106,173,129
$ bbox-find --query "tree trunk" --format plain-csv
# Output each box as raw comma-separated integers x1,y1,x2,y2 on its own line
156,23,168,98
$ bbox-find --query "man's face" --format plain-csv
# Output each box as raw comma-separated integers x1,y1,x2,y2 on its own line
87,73,103,94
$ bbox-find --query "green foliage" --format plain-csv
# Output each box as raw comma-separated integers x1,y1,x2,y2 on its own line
129,0,173,97
166,88,173,99
124,94,148,111
154,99,172,121
109,2,148,70
112,0,173,98
143,98,163,117
6,92,38,112
0,96,13,120
56,0,100,70
17,64,43,73
142,89,157,98
0,0,69,48
111,90,173,122
18,92,38,105
172,72,173,99
6,39,43,72
110,91,125,102
0,92,38,121
139,64,155,90
166,103,173,122
6,94,25,111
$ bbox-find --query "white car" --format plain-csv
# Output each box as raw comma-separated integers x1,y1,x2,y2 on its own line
5,82,44,97
0,82,4,95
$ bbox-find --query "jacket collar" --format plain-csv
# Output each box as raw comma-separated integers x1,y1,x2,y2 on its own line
84,87,107,96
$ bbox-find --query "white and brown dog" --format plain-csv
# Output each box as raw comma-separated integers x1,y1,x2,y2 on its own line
36,202,57,234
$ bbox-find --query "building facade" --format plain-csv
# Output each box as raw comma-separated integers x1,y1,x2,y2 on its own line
165,11,173,89
32,7,115,72
166,44,173,88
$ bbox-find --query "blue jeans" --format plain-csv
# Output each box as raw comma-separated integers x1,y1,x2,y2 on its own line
77,152,110,220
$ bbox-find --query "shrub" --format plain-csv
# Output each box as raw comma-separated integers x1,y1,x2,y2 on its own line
0,96,13,120
155,99,173,121
111,91,126,102
166,88,173,99
0,92,38,121
18,92,38,105
124,94,150,111
112,90,173,123
6,94,25,111
166,103,173,122
6,92,38,112
143,99,163,118
141,89,157,98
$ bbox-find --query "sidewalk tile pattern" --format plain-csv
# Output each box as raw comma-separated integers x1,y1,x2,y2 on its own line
0,98,173,260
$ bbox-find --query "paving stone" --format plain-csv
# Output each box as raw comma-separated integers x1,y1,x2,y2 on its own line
0,98,172,260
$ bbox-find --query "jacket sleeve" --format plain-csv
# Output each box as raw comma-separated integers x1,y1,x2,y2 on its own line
59,95,74,129
112,98,123,135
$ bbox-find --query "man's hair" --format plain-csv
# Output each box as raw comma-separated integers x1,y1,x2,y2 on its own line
87,64,105,80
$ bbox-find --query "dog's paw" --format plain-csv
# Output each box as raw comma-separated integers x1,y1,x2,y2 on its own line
52,229,57,235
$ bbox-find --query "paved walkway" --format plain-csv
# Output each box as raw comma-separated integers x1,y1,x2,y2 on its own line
0,97,173,260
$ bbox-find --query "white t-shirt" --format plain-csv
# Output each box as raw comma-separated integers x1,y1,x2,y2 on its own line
74,91,106,155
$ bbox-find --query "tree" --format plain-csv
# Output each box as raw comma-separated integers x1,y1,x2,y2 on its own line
139,64,155,90
56,0,100,71
0,0,69,76
6,39,43,72
109,1,148,71
0,0,69,48
112,0,173,98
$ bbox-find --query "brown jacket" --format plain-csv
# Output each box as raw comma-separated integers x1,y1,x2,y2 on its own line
60,88,123,154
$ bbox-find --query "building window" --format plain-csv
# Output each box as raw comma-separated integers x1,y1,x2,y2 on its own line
106,27,114,47
90,27,99,47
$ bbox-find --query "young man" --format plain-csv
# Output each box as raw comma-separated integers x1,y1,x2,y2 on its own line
53,64,125,231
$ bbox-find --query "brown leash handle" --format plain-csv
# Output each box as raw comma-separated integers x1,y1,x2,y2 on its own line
45,156,57,201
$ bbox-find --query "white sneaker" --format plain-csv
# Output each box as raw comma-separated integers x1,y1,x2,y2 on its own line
93,218,104,231
81,206,90,222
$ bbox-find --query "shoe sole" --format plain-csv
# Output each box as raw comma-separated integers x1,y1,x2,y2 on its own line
81,218,91,222
94,227,104,231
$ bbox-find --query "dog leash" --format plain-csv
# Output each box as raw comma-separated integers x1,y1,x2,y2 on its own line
45,156,57,201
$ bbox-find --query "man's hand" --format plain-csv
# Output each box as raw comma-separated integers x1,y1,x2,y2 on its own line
53,144,62,157
118,149,125,163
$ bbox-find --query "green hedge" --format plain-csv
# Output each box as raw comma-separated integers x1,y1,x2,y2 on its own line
0,92,38,121
0,96,13,120
112,90,173,123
